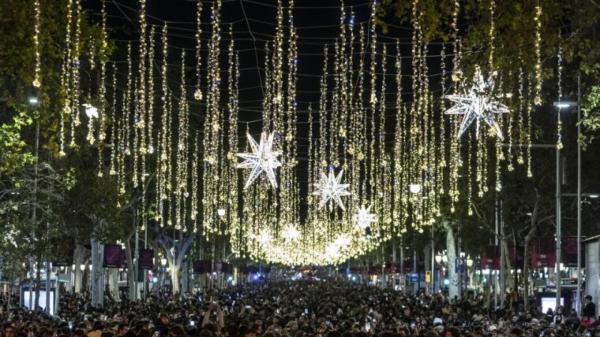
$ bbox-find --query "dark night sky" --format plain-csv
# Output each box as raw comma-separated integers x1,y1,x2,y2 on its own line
84,0,440,133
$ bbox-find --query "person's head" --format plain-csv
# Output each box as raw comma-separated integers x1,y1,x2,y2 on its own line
509,327,523,337
243,327,258,337
168,325,186,337
585,295,593,304
444,327,460,337
471,326,484,337
117,323,128,336
72,329,85,337
93,321,105,331
423,331,439,337
159,313,169,325
3,324,16,337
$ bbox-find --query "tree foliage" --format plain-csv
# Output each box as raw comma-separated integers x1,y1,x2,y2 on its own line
379,0,600,135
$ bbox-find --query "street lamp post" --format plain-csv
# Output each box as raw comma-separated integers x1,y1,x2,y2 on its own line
435,254,442,292
553,95,578,311
551,73,586,314
556,111,562,311
576,73,582,315
409,183,431,294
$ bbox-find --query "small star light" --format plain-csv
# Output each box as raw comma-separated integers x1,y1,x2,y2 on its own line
256,230,272,246
444,66,509,140
353,205,377,230
282,225,300,242
236,132,282,189
313,168,351,211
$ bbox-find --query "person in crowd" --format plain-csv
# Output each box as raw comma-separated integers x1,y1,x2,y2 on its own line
583,295,597,322
1,279,599,337
2,324,16,337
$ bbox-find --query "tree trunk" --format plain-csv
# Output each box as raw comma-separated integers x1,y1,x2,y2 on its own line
73,244,87,293
170,264,180,295
502,237,513,294
523,190,541,313
444,220,459,301
523,232,534,313
157,231,195,296
108,268,119,302
34,252,41,309
90,239,104,308
125,239,136,300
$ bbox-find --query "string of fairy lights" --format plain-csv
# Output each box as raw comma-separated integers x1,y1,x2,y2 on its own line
33,0,550,266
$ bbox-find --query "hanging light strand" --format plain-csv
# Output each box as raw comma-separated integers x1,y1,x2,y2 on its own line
194,1,203,100
32,0,42,88
534,3,543,105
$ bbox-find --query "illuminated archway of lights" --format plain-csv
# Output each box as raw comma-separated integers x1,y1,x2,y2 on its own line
57,0,536,265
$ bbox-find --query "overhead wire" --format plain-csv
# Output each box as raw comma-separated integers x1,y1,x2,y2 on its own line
239,0,265,97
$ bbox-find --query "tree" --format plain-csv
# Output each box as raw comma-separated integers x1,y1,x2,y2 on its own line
0,0,113,295
0,161,66,307
379,0,600,144
156,224,195,295
0,110,33,175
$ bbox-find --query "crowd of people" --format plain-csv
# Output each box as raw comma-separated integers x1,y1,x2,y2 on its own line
0,279,599,337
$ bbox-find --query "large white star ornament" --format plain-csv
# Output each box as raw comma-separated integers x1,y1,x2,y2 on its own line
444,66,509,140
353,205,377,229
313,168,351,211
236,132,282,189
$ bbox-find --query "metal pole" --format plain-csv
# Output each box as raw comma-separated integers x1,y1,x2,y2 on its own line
134,228,139,300
576,73,582,315
500,200,505,308
494,198,498,310
556,38,564,311
381,245,385,289
392,242,397,289
460,228,464,299
400,238,404,290
412,248,417,294
45,261,51,314
143,214,148,299
431,224,435,294
31,122,39,311
556,126,562,310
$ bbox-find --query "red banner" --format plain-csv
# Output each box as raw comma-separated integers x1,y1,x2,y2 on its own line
531,238,556,267
480,245,499,269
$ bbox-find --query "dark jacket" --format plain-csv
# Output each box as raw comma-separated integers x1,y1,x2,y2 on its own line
583,302,596,319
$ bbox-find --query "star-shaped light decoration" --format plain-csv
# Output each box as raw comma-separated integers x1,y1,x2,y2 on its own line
353,205,378,230
444,66,509,140
256,229,272,246
313,168,351,211
236,132,282,189
282,225,300,242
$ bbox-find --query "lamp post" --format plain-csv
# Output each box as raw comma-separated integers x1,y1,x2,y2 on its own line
576,73,582,316
27,95,41,311
553,97,578,311
410,183,433,294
